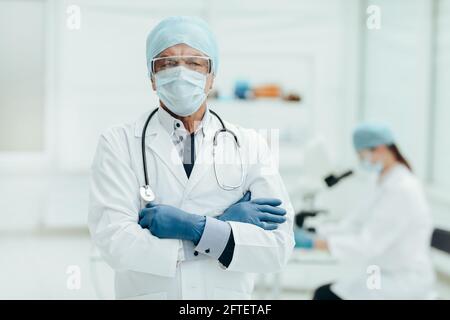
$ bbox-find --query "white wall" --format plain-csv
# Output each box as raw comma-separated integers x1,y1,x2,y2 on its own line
361,0,434,179
432,0,450,191
0,0,45,152
360,0,450,214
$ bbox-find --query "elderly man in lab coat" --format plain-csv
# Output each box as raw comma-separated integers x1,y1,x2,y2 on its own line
88,16,295,299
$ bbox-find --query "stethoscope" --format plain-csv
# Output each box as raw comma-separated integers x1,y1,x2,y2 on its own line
139,107,245,203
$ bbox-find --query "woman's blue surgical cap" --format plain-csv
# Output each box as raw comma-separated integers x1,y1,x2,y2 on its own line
353,122,395,151
146,16,219,75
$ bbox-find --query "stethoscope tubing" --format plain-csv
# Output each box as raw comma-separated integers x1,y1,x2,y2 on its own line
140,107,244,196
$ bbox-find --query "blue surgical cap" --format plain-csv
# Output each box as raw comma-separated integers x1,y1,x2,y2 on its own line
146,16,219,75
353,122,395,151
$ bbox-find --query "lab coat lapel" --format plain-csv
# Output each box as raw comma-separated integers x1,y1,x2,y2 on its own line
135,111,188,188
147,132,188,187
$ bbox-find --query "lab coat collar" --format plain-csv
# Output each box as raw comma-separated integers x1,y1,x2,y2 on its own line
134,106,215,138
157,106,212,139
134,108,159,137
378,163,409,187
134,108,188,186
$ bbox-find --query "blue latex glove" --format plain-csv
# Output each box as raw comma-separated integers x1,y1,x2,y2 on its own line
217,191,287,230
294,229,314,249
138,203,206,245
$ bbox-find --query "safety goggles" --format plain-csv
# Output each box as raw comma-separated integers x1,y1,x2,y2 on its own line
151,55,212,75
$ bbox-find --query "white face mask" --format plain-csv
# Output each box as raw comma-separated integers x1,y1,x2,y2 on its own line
154,66,208,117
360,153,383,174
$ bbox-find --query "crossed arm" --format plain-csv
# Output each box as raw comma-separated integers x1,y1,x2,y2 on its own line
138,191,287,267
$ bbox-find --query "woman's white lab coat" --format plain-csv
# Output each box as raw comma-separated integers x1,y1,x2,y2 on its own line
88,110,295,299
318,164,436,299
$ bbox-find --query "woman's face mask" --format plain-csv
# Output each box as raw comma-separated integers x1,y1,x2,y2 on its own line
154,66,208,117
360,151,383,174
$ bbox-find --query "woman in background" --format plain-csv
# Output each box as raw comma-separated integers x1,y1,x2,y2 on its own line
300,122,436,300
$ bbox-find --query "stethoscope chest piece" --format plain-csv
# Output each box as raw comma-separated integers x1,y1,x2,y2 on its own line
140,185,155,203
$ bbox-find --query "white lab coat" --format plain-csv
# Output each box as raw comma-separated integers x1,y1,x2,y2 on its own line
88,110,295,300
318,164,436,299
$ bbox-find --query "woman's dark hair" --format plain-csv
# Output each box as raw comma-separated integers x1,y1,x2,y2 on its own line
387,144,412,172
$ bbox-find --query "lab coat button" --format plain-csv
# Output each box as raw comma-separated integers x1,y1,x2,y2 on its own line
194,251,199,256
205,248,210,253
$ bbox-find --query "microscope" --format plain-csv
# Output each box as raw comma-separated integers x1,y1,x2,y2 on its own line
295,170,353,231
293,137,354,231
